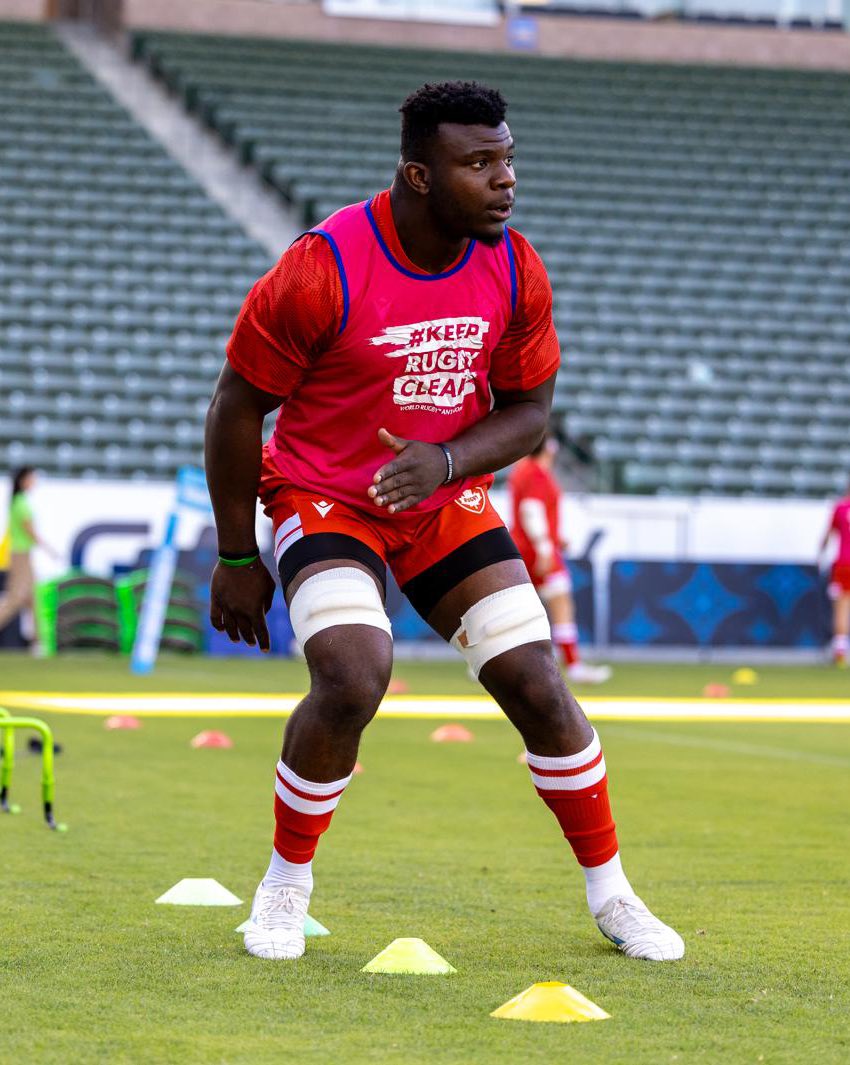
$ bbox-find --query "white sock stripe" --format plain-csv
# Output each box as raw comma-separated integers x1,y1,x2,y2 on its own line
529,757,606,792
552,622,578,642
276,760,352,795
274,776,343,815
525,729,600,771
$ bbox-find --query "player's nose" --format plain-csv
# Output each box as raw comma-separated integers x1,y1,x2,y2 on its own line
493,160,516,190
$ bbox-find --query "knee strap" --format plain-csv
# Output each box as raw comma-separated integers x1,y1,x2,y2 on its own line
450,583,551,679
289,567,392,647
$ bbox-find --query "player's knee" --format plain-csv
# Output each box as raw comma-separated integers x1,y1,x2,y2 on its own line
483,641,561,708
290,565,392,731
451,583,551,680
311,651,391,731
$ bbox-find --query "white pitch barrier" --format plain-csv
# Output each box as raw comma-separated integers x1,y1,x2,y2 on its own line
0,691,849,722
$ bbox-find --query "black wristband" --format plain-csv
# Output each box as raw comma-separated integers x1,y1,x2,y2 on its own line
438,443,454,484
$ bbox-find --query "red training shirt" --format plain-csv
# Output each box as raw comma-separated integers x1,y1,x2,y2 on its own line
228,189,560,402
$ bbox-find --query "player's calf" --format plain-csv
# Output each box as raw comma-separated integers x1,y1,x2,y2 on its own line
480,641,590,754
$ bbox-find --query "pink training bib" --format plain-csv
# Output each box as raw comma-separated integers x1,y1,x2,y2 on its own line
832,498,850,563
268,197,517,516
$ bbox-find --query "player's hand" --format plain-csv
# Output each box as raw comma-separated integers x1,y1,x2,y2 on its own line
209,558,276,652
368,428,448,515
533,552,556,578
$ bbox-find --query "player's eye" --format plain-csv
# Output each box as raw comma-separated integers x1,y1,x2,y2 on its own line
505,155,515,166
471,160,488,170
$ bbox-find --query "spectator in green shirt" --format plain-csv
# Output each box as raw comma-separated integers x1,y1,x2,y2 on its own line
0,467,52,637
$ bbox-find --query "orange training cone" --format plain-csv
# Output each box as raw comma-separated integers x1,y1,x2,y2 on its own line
430,724,474,743
191,730,233,749
104,715,141,730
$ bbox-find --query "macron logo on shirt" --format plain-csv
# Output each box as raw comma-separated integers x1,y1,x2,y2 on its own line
312,500,334,518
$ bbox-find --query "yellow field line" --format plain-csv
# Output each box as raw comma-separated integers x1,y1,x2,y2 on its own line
1,691,849,722
3,691,850,704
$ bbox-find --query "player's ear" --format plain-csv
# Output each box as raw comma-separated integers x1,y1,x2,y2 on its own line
401,159,430,197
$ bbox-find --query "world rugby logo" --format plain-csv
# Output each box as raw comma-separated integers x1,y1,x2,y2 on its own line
455,487,486,514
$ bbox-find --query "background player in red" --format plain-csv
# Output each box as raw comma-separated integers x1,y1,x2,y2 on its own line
509,433,611,684
206,82,683,964
819,480,850,666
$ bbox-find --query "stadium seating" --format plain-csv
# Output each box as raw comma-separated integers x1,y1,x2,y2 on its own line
129,30,850,496
0,21,271,480
3,21,848,495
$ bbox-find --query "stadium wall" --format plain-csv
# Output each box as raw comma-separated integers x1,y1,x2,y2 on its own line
0,479,832,653
3,480,830,585
119,0,850,70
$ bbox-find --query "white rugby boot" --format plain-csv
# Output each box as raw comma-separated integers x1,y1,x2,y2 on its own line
567,662,612,684
594,895,685,961
243,881,310,960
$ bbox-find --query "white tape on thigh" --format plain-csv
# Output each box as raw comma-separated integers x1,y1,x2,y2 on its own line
288,567,391,646
450,584,551,678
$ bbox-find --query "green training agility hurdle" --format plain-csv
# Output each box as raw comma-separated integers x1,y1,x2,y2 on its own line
0,708,65,830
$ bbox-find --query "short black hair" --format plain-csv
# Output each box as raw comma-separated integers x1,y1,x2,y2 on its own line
399,81,507,161
11,466,34,497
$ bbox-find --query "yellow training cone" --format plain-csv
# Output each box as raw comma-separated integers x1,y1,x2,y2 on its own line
732,667,758,685
361,937,456,975
491,982,610,1024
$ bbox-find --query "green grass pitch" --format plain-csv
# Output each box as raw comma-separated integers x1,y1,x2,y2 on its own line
2,653,849,1064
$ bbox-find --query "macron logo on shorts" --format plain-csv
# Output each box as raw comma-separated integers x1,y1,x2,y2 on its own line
455,487,486,515
312,500,334,518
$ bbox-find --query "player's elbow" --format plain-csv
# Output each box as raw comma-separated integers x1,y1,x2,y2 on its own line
204,382,229,443
520,402,548,453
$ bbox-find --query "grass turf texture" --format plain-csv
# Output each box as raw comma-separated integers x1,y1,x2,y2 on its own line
4,707,849,1063
1,651,850,698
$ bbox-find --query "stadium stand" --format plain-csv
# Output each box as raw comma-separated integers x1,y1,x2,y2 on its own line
129,30,850,497
0,21,271,480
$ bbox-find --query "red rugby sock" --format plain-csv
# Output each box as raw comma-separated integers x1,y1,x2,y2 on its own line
272,760,352,865
525,730,619,868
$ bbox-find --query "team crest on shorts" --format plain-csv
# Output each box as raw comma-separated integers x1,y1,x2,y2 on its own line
455,487,486,514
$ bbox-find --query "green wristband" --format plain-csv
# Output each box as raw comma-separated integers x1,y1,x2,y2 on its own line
218,554,259,568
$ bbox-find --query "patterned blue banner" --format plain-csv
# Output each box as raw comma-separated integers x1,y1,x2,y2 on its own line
609,560,829,648
569,559,595,646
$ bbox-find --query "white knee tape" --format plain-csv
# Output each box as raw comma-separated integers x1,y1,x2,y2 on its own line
450,584,551,679
288,567,392,647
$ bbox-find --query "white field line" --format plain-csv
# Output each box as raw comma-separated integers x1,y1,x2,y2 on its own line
604,724,850,768
0,692,849,722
